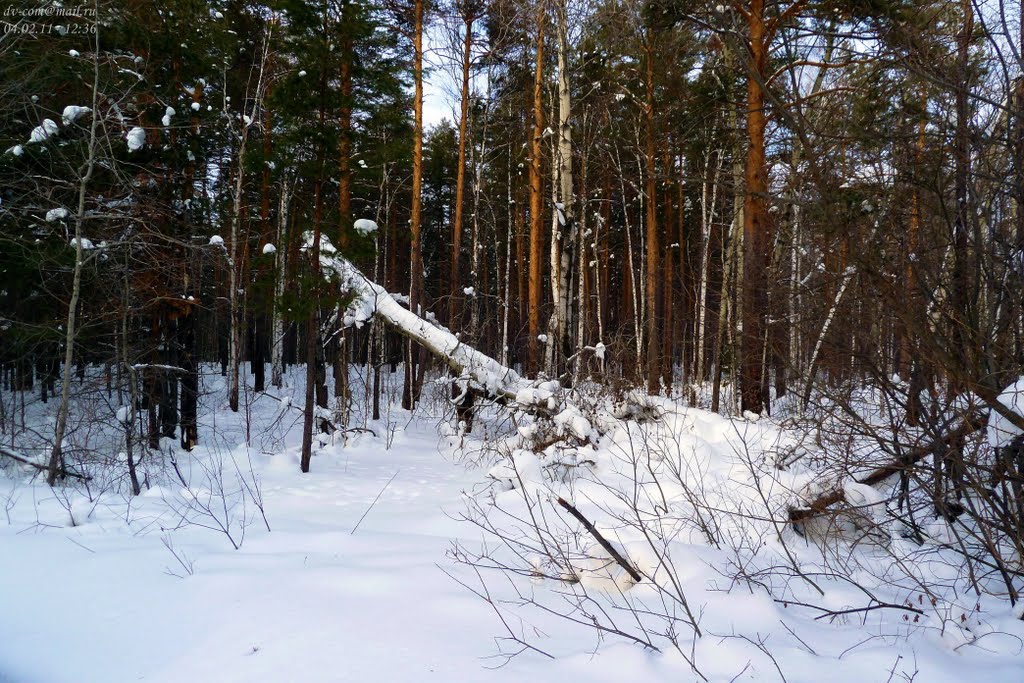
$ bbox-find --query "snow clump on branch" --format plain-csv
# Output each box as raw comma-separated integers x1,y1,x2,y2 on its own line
29,119,59,143
126,127,146,151
353,218,378,236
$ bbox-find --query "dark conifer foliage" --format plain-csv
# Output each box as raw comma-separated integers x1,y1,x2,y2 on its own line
1,0,1022,483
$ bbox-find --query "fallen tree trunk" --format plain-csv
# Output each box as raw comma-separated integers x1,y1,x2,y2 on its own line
1,446,92,481
788,413,988,525
307,233,553,410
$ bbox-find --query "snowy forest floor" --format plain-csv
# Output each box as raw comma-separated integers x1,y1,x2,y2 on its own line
1,366,1023,682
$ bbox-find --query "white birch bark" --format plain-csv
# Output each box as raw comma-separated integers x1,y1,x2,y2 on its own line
48,25,101,486
306,234,530,403
695,147,724,384
271,175,291,389
226,28,272,411
801,266,855,408
547,0,574,376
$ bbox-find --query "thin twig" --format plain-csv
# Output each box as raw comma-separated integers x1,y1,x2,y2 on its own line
351,469,400,535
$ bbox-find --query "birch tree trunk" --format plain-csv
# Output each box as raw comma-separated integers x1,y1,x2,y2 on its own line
501,160,514,368
574,145,589,382
226,27,272,412
695,146,724,385
547,0,574,378
271,175,292,389
621,169,643,368
227,139,246,414
48,29,100,486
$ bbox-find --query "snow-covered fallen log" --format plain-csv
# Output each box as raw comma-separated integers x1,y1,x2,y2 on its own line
0,445,92,481
306,232,551,411
788,413,988,527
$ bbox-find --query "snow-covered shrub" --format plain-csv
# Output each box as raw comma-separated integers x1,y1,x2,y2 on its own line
454,380,1024,679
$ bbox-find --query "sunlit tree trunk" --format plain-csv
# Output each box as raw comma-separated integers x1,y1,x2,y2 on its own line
450,5,476,331
740,0,770,414
547,0,573,377
404,0,427,408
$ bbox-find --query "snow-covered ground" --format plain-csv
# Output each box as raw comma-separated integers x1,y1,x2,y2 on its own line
1,368,1022,682
0,370,673,682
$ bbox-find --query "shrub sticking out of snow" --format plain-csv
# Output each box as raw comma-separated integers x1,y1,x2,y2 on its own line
29,119,59,143
353,218,378,236
68,497,95,527
126,126,146,151
46,208,69,222
553,405,593,441
61,106,91,125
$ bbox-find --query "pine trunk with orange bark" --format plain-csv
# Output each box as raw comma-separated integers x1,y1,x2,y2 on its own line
643,37,660,394
404,0,427,409
450,9,475,331
335,25,354,420
740,0,770,415
527,4,546,376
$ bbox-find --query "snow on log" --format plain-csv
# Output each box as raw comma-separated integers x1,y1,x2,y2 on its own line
306,232,541,407
788,413,988,527
988,376,1024,450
